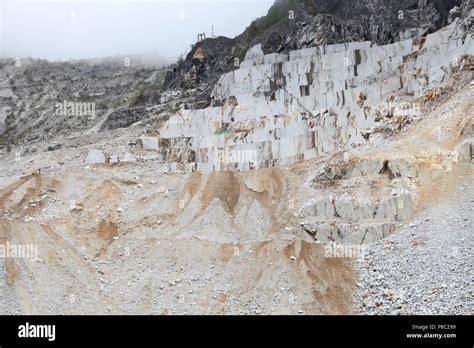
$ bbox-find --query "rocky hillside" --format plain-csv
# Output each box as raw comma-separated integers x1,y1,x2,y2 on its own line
0,58,168,148
164,0,472,101
0,0,472,316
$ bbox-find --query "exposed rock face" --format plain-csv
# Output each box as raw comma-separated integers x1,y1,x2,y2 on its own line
157,19,473,173
163,36,234,100
155,16,473,245
164,0,470,101
300,156,418,244
257,0,462,49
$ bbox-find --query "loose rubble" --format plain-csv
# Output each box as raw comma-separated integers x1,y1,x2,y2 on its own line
354,172,473,315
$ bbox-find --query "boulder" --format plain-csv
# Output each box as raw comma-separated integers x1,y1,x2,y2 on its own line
86,149,105,164
139,137,159,150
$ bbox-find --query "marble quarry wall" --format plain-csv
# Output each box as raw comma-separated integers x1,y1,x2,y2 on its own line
157,20,473,172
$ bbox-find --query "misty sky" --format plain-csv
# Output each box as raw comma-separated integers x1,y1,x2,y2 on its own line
0,0,273,62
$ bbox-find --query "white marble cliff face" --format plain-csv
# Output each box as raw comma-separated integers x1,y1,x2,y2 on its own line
158,19,473,172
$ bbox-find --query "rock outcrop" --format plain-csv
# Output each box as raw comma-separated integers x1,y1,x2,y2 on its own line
157,19,473,173
164,0,472,102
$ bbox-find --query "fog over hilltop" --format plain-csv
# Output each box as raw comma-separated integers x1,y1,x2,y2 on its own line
1,0,273,62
